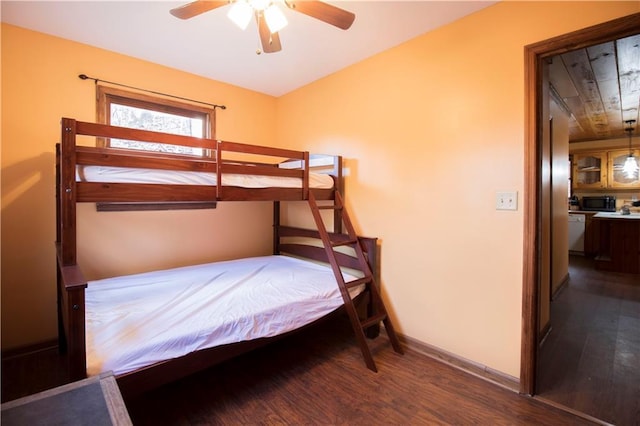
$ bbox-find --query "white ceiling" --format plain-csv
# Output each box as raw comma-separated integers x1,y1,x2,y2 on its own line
1,1,496,96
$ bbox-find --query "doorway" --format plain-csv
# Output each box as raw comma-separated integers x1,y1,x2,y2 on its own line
521,10,640,397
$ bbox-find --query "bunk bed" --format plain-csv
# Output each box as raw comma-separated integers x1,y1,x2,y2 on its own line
56,117,401,397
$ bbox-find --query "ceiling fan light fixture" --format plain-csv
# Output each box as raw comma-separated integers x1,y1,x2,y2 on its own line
249,0,270,11
170,0,355,54
263,4,287,33
227,0,253,30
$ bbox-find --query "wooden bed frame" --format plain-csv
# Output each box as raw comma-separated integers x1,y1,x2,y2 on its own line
55,118,380,397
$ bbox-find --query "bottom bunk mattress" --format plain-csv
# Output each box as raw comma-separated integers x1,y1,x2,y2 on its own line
85,255,361,377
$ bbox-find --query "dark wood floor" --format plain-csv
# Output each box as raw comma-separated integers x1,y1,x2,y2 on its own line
3,314,596,425
537,255,640,426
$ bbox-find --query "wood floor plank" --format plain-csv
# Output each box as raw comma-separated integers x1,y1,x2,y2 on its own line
538,255,640,426
3,299,601,424
120,314,590,425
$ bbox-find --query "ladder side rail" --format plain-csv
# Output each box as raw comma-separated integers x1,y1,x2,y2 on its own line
334,192,376,282
307,194,350,294
332,192,404,355
308,192,378,371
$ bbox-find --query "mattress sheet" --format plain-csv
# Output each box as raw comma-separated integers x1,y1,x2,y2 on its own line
85,255,361,376
76,165,334,189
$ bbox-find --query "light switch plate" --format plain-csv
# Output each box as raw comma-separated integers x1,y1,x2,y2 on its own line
496,191,518,210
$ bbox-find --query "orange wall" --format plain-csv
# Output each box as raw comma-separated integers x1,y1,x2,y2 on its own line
1,24,277,349
276,2,638,377
2,1,638,379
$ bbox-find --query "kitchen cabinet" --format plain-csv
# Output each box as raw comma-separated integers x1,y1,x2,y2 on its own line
608,149,640,188
593,213,640,274
572,149,640,190
583,212,599,256
572,152,607,189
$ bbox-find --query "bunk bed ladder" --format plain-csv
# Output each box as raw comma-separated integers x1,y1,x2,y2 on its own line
308,191,403,372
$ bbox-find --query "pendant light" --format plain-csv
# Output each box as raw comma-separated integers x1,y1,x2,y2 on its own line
622,119,639,179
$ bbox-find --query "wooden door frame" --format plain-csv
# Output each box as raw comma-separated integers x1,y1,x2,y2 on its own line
521,12,640,396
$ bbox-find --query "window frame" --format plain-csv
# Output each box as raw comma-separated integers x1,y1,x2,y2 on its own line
96,85,215,153
95,85,217,210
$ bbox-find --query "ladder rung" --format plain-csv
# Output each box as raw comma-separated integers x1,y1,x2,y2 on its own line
308,192,404,370
360,313,387,329
331,238,358,247
345,276,372,289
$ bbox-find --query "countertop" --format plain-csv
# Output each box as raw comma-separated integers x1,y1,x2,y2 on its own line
593,211,640,220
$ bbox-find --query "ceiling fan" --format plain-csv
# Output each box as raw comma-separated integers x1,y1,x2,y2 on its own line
170,0,355,54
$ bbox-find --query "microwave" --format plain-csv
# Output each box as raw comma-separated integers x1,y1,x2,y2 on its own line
581,196,616,212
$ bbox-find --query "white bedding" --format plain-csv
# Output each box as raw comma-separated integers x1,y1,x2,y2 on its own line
76,165,334,189
85,255,361,376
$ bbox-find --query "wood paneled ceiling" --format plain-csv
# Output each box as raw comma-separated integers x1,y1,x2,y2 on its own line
549,33,640,143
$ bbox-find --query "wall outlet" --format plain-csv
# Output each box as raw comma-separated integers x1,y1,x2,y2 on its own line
496,191,518,210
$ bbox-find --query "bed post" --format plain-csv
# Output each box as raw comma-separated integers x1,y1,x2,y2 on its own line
57,117,88,381
215,140,222,201
55,143,65,353
59,118,77,266
302,152,309,201
273,201,280,255
333,156,343,234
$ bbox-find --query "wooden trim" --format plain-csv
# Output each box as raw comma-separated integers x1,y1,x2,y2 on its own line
96,201,217,212
76,146,218,171
522,12,640,396
97,85,215,119
219,140,304,160
551,272,570,301
96,84,214,148
77,121,215,150
1,339,58,361
77,182,217,203
532,396,615,426
522,36,540,398
400,333,520,393
539,324,552,347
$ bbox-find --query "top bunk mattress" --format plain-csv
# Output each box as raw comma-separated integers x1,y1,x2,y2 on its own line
85,255,361,377
76,165,335,189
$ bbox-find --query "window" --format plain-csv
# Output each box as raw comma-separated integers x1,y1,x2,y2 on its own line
96,85,214,156
95,85,217,210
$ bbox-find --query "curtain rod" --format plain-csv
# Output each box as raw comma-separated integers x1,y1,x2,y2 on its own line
78,74,227,110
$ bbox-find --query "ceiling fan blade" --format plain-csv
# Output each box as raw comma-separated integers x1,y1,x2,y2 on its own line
257,13,282,53
287,1,355,30
170,0,229,20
